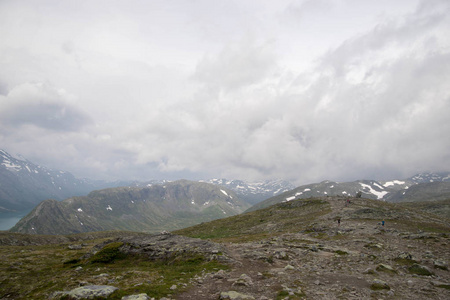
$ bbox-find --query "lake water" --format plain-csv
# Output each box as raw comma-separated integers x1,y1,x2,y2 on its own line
0,213,25,230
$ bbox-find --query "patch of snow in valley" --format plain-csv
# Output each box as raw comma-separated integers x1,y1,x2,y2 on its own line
106,205,112,211
77,208,83,212
286,196,296,201
191,199,195,205
220,189,228,196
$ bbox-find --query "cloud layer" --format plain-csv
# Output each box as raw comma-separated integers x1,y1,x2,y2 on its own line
1,0,449,184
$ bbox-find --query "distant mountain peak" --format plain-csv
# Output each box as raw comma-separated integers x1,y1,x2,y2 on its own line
203,178,295,205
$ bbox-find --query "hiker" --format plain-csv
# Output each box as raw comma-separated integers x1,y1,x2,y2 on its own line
346,198,350,206
337,217,341,227
382,219,385,227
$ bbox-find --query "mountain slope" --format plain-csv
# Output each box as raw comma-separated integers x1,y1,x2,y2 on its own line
176,196,449,241
10,180,250,235
387,181,450,203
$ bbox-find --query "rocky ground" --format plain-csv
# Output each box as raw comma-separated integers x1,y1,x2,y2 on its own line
176,198,450,299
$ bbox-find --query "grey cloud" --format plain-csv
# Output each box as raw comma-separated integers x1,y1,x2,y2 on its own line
277,2,450,182
1,0,449,184
319,0,450,77
0,82,91,131
193,38,277,92
0,80,8,96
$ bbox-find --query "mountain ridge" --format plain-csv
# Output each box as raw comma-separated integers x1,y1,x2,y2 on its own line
10,180,250,235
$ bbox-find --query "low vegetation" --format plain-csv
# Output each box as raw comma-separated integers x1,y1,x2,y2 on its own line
0,232,227,299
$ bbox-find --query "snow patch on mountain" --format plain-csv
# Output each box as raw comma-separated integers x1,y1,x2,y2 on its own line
359,183,388,199
383,180,406,187
286,196,296,202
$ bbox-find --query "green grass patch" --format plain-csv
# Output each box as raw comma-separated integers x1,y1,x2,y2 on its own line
276,290,290,299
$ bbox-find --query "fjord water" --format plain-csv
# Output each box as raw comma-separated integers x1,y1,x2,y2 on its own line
0,212,25,230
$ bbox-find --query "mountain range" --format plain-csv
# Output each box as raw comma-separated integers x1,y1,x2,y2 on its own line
2,148,450,235
247,173,450,212
0,149,293,215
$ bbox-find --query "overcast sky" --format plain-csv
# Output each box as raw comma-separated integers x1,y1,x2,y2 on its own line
1,0,449,185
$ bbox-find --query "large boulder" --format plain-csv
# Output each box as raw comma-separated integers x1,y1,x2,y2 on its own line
61,285,118,299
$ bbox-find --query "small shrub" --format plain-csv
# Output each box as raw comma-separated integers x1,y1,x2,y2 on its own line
63,258,81,265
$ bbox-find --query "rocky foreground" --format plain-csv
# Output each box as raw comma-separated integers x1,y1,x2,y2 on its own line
175,198,450,299
1,197,449,299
